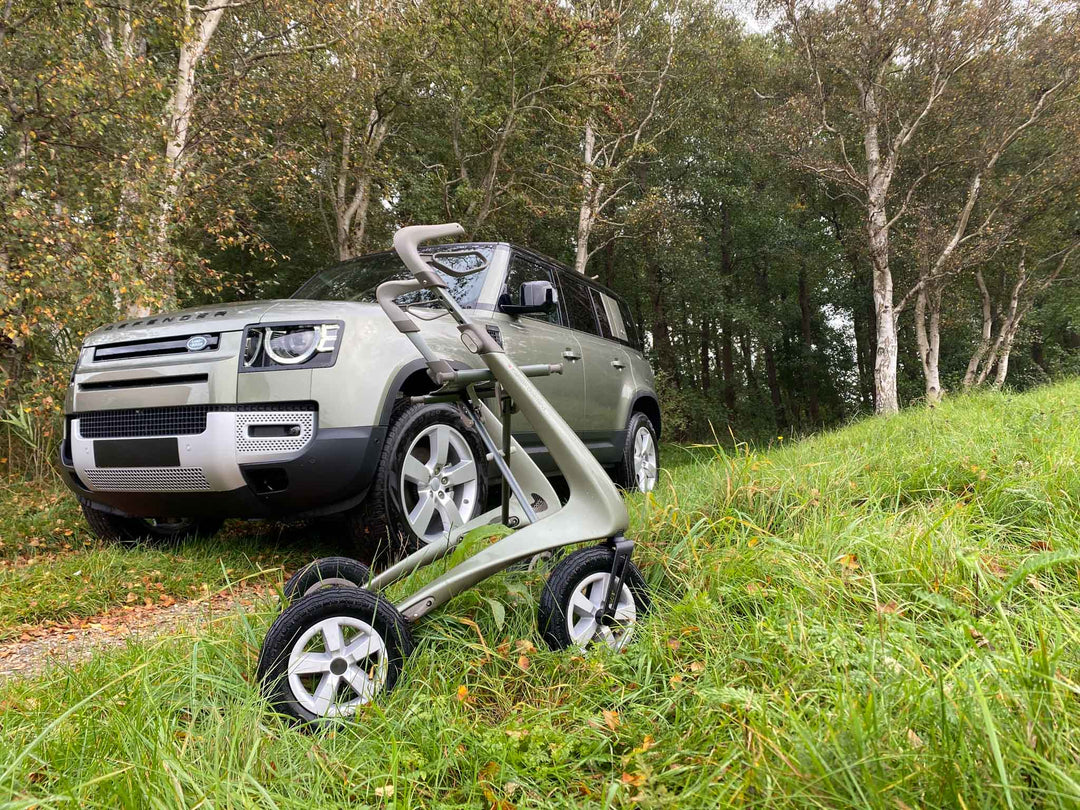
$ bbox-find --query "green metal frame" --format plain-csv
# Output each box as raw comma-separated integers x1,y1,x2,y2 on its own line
369,223,630,621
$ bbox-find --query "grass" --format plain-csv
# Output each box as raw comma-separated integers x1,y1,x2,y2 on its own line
1,381,1080,807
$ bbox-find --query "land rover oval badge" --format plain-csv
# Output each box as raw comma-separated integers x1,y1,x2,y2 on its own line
186,335,210,352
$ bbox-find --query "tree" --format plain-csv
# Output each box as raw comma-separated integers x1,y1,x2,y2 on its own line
774,0,1076,412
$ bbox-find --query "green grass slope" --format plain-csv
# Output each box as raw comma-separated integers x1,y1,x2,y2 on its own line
2,382,1080,808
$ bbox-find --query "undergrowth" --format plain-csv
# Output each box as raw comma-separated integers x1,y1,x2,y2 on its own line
0,383,1078,807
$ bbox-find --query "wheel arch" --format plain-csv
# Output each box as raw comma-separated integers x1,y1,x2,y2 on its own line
628,391,661,440
376,358,472,427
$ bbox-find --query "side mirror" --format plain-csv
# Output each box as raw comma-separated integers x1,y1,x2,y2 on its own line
498,280,558,317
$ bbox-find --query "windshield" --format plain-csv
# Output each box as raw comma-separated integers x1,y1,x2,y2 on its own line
292,248,493,308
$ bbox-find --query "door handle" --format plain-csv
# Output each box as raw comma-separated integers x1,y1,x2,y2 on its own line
562,349,581,361
611,359,626,369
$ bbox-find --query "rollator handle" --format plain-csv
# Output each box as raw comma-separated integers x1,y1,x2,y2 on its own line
394,223,466,282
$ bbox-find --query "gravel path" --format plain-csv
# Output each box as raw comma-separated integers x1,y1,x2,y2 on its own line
0,586,271,682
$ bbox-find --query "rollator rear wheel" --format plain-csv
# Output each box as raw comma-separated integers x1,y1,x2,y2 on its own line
283,556,371,601
257,588,413,726
538,545,650,651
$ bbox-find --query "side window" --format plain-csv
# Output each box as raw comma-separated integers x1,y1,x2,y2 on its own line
590,289,628,343
501,254,559,325
590,289,612,338
618,300,640,349
560,273,600,335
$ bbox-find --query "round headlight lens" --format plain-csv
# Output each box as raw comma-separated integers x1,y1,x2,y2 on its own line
265,327,319,365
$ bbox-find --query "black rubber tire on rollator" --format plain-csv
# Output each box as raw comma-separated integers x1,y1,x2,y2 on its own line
283,557,371,601
257,588,413,727
538,545,650,651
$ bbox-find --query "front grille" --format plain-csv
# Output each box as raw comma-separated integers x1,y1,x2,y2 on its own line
74,402,317,440
92,333,221,362
84,467,211,491
78,406,209,439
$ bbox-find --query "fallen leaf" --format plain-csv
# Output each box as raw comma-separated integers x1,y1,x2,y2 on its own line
876,600,900,615
456,685,469,702
602,709,620,732
837,554,860,571
517,654,530,671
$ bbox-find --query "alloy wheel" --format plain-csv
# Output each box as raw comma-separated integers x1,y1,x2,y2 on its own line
399,423,479,543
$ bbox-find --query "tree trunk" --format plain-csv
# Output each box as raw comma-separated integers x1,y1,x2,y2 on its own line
146,2,227,312
963,268,993,389
740,333,755,386
573,119,597,274
861,83,900,414
699,317,711,392
333,108,391,261
649,261,678,385
798,263,820,424
914,283,943,405
720,324,736,416
764,342,787,431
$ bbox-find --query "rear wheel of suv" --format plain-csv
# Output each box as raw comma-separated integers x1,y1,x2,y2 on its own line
348,402,487,565
78,499,223,546
614,411,659,493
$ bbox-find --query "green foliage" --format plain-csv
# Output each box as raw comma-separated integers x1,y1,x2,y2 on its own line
2,0,1079,456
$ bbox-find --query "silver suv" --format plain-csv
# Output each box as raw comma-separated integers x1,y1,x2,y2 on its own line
59,242,660,559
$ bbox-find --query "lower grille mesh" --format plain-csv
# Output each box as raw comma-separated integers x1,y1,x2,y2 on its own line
78,406,208,438
75,402,317,439
84,467,211,492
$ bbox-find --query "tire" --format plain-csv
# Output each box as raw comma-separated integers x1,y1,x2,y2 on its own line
78,499,223,546
283,557,371,601
538,545,650,652
257,588,413,726
614,411,660,493
347,402,488,565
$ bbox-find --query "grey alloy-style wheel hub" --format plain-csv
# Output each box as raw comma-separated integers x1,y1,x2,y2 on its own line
287,616,389,717
399,423,480,543
566,571,637,650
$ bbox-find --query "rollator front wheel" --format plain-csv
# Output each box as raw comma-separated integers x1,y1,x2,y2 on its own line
257,588,413,725
538,545,650,652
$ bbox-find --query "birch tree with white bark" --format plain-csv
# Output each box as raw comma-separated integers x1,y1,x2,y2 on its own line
775,0,1070,413
569,0,688,274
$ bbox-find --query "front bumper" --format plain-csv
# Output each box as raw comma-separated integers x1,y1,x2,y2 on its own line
59,404,385,519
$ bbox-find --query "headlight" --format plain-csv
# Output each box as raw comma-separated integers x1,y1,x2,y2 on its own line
241,322,341,370
266,327,319,364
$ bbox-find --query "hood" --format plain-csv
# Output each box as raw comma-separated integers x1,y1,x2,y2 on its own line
83,299,390,346
85,301,281,346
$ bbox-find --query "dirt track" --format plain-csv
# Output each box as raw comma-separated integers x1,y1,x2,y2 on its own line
0,586,269,681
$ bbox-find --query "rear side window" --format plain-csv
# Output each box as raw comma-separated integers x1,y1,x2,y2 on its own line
618,300,640,349
502,254,560,325
560,273,599,335
591,289,629,342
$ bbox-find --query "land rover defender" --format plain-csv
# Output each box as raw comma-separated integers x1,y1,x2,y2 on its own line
59,242,660,560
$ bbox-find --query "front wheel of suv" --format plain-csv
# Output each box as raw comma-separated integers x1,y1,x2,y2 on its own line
614,411,660,493
79,499,223,546
348,402,488,566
